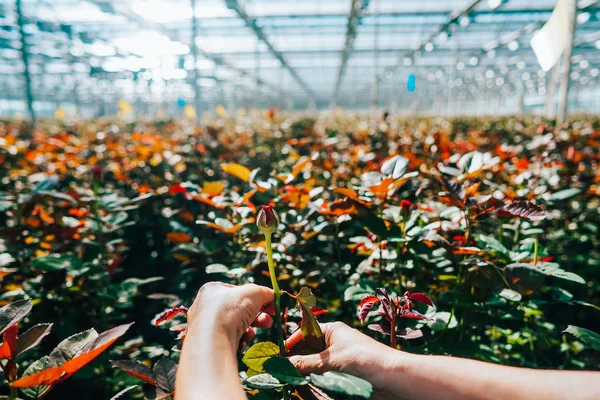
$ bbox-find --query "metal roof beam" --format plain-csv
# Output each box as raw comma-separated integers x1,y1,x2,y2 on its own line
226,0,317,102
86,0,284,97
332,0,365,102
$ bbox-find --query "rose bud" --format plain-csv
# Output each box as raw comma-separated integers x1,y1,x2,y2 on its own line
400,199,411,219
91,165,104,184
257,205,279,235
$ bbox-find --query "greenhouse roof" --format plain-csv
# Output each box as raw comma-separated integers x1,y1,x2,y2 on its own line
1,0,599,113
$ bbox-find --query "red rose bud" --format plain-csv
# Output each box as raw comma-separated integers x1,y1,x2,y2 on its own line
400,199,411,219
91,165,103,183
257,205,280,234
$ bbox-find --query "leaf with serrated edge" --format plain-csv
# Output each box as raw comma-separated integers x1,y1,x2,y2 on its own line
112,360,156,386
564,326,600,352
297,287,317,308
0,300,32,335
16,324,53,357
153,358,177,393
242,342,279,373
297,301,325,352
408,293,434,307
244,373,285,390
18,356,52,399
263,357,308,386
11,323,133,387
310,372,373,399
497,201,546,221
110,385,138,400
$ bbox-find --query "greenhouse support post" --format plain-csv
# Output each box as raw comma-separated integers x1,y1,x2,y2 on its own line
16,0,35,123
190,0,202,120
556,0,577,130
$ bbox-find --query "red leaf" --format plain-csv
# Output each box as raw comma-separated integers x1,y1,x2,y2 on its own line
359,295,380,309
496,201,546,221
375,289,394,323
168,184,188,195
11,323,133,387
154,306,189,327
397,328,423,340
400,309,428,320
358,295,380,324
0,325,18,359
409,293,434,307
310,307,327,317
112,360,156,386
296,383,335,400
16,323,53,356
367,323,390,335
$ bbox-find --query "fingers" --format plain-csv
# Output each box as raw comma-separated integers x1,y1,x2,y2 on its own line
241,327,255,342
289,350,331,375
238,284,274,306
252,312,273,329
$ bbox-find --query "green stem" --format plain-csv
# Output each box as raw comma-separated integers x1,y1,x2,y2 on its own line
498,223,503,245
9,386,18,400
512,219,521,249
533,238,539,266
464,208,471,244
265,234,285,357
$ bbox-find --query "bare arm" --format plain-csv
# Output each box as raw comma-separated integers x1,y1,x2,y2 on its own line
175,283,274,400
289,322,600,400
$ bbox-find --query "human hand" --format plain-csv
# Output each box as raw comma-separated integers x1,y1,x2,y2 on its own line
187,282,274,349
288,322,409,392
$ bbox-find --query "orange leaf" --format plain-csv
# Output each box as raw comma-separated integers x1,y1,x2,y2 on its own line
292,156,311,178
192,195,227,209
333,187,359,199
221,163,251,182
0,325,18,359
235,189,257,206
202,182,224,196
166,232,192,244
369,177,394,197
11,323,133,387
154,306,189,327
112,360,156,386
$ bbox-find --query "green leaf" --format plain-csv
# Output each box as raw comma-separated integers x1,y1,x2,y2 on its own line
110,385,138,400
381,155,409,179
263,357,308,386
309,372,373,399
538,262,586,284
344,280,377,302
49,329,98,365
0,300,33,335
478,235,509,256
205,263,229,274
362,213,388,237
425,311,458,331
244,373,285,390
0,253,16,268
242,342,279,373
545,188,581,202
16,323,53,356
573,300,600,312
499,288,522,302
564,326,600,352
153,358,177,394
31,255,80,271
297,287,317,308
19,356,52,399
297,300,326,352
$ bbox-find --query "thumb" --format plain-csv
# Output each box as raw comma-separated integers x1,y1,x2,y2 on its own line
289,350,331,376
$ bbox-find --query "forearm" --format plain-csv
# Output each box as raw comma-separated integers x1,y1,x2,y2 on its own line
370,352,600,400
175,318,245,400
